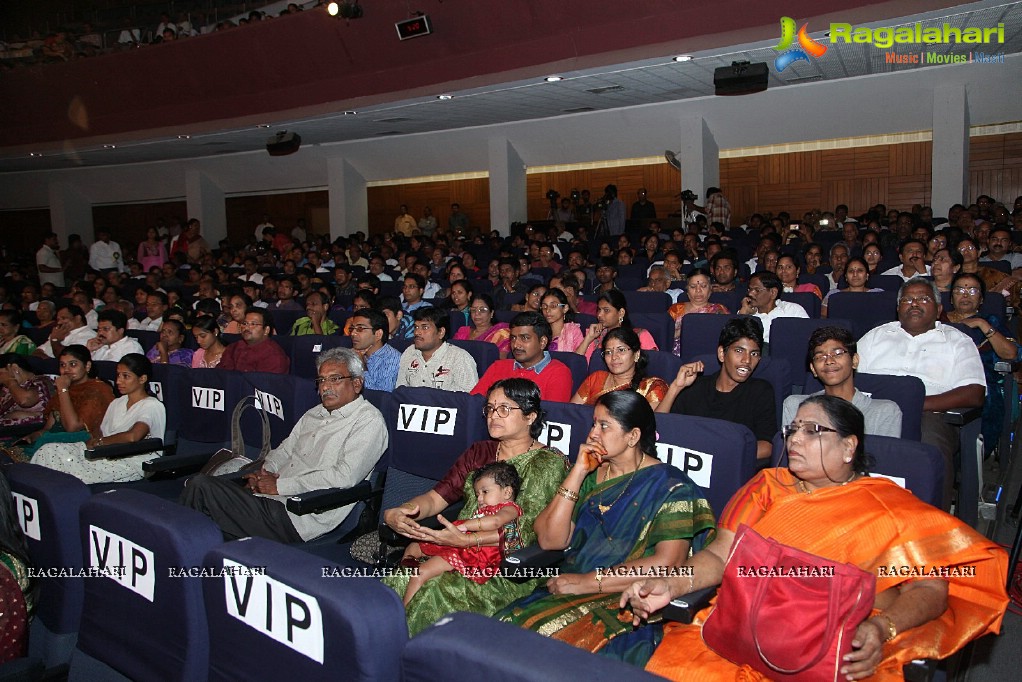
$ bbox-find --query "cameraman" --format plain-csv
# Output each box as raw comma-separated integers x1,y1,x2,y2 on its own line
682,187,731,229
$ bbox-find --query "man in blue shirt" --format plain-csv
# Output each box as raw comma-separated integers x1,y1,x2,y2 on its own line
349,309,401,391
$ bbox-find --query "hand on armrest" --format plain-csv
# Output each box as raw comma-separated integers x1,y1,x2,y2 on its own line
85,438,164,460
285,481,374,515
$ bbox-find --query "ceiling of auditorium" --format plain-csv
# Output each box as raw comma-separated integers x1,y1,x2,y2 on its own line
2,0,1020,174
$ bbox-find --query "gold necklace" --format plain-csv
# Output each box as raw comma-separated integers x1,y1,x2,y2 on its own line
797,471,858,494
598,452,644,514
497,438,537,462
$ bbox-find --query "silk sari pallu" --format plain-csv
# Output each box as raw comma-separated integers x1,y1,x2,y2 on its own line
702,524,875,682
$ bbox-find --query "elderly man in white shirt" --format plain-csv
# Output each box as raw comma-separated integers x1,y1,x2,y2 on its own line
737,271,808,346
856,277,985,509
86,310,144,362
880,238,931,281
128,291,168,332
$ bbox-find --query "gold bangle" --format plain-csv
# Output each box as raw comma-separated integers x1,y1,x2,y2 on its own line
556,486,579,502
475,534,482,550
875,614,897,642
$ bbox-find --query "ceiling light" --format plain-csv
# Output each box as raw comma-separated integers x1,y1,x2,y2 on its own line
545,75,563,82
344,111,357,115
327,2,339,16
436,94,453,100
29,152,41,157
177,135,191,139
257,124,271,128
673,55,693,62
103,144,116,149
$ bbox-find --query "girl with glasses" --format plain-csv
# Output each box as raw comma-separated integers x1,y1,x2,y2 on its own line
540,289,582,352
571,328,667,408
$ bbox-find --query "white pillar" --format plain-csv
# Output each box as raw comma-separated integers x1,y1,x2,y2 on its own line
931,84,969,215
48,182,93,245
488,138,526,235
185,171,227,247
677,115,719,203
327,158,367,239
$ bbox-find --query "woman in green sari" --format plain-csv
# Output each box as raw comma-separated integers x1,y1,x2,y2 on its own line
382,378,567,635
497,390,716,663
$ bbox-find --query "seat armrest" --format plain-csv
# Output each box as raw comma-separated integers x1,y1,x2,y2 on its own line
142,450,217,477
286,481,374,515
661,585,718,624
942,408,981,426
501,543,566,583
85,438,163,461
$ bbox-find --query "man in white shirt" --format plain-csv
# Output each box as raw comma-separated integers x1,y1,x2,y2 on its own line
738,271,807,345
89,230,125,273
36,232,65,288
880,239,930,281
396,307,478,392
254,214,274,243
129,291,168,332
33,304,96,358
72,291,99,330
87,310,144,362
856,278,985,508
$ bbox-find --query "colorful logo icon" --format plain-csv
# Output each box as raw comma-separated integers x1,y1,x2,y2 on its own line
774,16,828,71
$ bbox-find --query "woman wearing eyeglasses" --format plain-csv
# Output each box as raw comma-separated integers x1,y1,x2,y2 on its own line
667,268,729,356
382,378,567,635
821,257,884,318
622,395,1008,680
451,293,511,359
577,290,658,362
541,289,583,352
571,328,668,408
782,326,901,437
955,235,1022,309
943,272,1022,455
511,284,547,313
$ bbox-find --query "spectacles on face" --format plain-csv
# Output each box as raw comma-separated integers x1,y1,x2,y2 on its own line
483,404,523,418
241,321,264,327
349,325,372,333
782,422,839,439
315,375,357,386
811,348,850,363
602,346,632,358
746,286,766,294
959,244,978,252
952,286,981,296
898,295,935,306
540,303,565,311
469,307,490,314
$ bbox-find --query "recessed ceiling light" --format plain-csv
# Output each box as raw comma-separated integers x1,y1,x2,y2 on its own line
257,124,271,128
103,144,116,149
436,94,453,100
545,75,563,82
327,2,339,17
344,110,357,115
673,55,693,62
177,135,191,139
29,152,41,157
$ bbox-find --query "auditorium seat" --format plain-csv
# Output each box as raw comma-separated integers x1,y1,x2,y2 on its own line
540,401,594,462
204,537,407,682
630,312,671,353
127,329,159,352
449,338,500,377
784,291,821,318
268,309,305,336
801,372,925,441
287,335,351,380
622,290,670,313
549,351,590,394
768,317,853,393
679,314,742,362
825,289,899,338
69,489,223,681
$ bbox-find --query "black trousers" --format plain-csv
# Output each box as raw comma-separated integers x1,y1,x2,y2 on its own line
920,411,959,511
179,474,303,543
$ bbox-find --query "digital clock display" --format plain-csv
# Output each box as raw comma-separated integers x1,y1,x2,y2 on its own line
396,15,433,40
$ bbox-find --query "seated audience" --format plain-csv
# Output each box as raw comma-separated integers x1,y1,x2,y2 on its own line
821,257,884,317
931,247,964,293
657,317,775,460
129,291,168,332
571,328,668,408
667,268,729,356
290,291,338,335
218,309,290,374
32,305,95,359
146,319,194,367
738,271,808,346
541,289,583,353
182,348,388,542
881,239,930,280
624,396,1008,678
776,253,822,299
86,310,144,362
33,354,164,484
782,326,902,436
0,354,53,430
349,309,401,392
397,307,478,392
191,316,227,369
0,312,34,356
472,312,572,402
452,294,510,358
577,290,658,361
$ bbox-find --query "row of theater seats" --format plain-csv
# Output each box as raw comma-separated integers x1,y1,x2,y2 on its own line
8,383,945,679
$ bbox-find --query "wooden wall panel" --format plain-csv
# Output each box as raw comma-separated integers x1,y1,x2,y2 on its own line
853,148,890,179
366,178,490,236
225,191,328,246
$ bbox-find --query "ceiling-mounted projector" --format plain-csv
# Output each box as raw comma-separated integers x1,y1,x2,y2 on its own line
266,131,301,156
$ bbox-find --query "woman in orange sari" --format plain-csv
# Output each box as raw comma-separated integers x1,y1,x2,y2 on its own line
571,328,668,409
623,395,1008,681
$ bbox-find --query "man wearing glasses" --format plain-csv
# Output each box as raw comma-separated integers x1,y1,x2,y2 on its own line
396,307,478,392
182,347,387,542
349,308,401,391
881,239,930,281
219,308,290,374
471,312,572,402
656,317,776,460
857,278,985,509
86,309,144,361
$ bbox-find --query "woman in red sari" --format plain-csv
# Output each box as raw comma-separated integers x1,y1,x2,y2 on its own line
623,395,1009,681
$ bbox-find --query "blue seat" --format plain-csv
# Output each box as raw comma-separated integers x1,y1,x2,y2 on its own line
801,372,925,441
827,290,899,338
238,372,320,450
204,537,407,682
268,309,306,335
127,329,159,352
286,335,350,380
401,612,661,682
449,338,500,377
69,489,223,681
622,290,670,312
768,317,853,392
693,354,791,430
8,464,91,670
549,351,590,395
869,274,907,292
679,314,742,362
784,291,820,318
771,434,943,508
631,312,671,353
539,401,594,462
654,413,759,517
171,368,246,456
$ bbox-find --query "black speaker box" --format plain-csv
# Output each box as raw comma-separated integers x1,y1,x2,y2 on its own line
713,62,768,96
266,131,302,156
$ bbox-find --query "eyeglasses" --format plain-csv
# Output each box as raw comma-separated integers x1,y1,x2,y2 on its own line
952,286,981,296
746,286,767,294
483,404,523,418
349,325,373,333
469,307,490,314
898,295,935,306
782,422,839,439
959,244,978,252
315,375,357,386
241,321,265,327
811,348,850,363
540,303,566,311
602,346,633,358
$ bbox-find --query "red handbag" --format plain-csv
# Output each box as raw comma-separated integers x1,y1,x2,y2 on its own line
702,523,876,682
